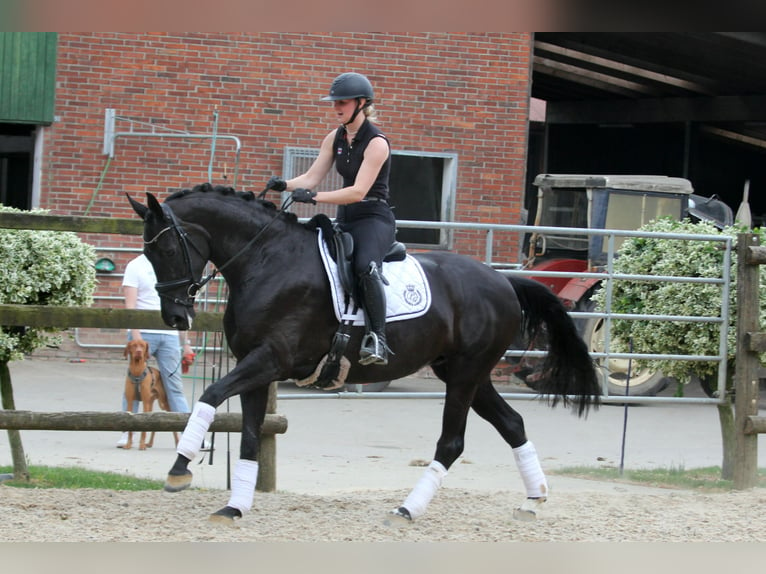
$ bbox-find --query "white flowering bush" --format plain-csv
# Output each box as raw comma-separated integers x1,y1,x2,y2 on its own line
592,217,766,382
0,205,97,362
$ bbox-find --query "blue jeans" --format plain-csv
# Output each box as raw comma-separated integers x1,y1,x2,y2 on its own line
122,332,190,413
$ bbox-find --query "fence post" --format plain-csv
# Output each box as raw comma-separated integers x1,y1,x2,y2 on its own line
256,382,279,492
733,233,760,489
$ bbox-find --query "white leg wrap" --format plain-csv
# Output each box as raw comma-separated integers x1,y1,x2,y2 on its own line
513,441,548,498
400,460,448,520
176,402,215,460
227,459,259,515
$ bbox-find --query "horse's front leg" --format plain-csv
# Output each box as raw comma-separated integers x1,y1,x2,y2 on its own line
163,350,277,493
163,397,216,492
209,386,268,524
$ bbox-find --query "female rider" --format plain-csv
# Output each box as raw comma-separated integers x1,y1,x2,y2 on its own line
266,72,395,366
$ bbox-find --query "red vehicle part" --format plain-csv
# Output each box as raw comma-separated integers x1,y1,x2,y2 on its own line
524,258,599,309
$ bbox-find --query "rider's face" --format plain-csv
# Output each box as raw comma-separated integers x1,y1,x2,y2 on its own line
332,99,361,124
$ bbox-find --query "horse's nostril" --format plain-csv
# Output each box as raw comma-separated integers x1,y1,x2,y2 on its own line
170,315,189,330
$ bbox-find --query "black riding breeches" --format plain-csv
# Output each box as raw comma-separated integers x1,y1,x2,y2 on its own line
336,201,396,277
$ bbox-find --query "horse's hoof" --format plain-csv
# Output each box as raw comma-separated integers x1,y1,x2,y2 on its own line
513,497,546,522
163,470,193,492
209,506,242,525
383,507,412,527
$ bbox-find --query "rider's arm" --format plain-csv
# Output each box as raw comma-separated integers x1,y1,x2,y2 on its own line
285,130,336,191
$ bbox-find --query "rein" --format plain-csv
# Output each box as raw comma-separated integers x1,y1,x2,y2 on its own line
149,190,295,307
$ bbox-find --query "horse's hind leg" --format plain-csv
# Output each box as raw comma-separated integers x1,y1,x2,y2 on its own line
470,380,548,520
389,378,475,522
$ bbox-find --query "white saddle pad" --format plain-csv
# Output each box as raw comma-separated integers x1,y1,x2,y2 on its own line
316,229,431,326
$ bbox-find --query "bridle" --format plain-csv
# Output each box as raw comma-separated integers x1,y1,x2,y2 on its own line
144,203,210,308
145,190,295,308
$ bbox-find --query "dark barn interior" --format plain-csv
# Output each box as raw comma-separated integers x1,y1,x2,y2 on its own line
528,32,766,227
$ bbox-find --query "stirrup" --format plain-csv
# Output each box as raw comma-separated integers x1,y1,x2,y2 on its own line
359,332,388,366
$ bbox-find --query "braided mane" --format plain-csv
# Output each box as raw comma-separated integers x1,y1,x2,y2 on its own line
167,182,299,225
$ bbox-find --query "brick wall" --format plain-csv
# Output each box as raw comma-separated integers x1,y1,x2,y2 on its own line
34,32,532,380
46,32,531,253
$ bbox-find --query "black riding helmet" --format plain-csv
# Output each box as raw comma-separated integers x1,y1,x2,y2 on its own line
322,72,374,103
322,72,374,125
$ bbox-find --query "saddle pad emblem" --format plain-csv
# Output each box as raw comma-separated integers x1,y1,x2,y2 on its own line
403,284,423,306
316,230,432,326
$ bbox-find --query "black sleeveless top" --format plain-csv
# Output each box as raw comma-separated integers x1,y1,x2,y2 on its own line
332,119,390,201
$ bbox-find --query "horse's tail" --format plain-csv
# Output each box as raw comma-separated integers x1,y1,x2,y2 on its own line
509,275,601,417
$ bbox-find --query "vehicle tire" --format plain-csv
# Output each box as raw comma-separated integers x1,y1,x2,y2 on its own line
344,381,391,392
691,373,718,398
691,362,735,398
577,299,669,397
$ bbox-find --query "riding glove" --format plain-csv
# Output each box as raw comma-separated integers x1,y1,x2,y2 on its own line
266,176,287,192
292,188,317,204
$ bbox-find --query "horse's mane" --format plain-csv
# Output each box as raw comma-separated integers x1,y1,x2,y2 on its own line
167,182,300,225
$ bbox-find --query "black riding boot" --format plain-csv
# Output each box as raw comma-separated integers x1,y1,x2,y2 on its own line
358,262,390,366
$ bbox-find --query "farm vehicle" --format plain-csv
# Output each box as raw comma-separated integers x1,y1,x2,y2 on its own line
512,173,733,397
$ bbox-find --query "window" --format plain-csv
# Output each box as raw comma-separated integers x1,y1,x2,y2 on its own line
282,147,457,249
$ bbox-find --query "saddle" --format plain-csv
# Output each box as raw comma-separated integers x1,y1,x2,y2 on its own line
305,214,407,388
308,213,406,295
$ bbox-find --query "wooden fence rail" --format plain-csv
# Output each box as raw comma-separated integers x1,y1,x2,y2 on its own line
0,411,287,434
0,304,224,331
734,233,766,489
0,211,142,234
0,212,284,492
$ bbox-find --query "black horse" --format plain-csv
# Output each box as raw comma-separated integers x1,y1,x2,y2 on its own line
128,183,599,524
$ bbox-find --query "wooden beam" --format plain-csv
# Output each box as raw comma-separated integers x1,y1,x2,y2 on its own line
0,213,142,235
701,126,766,151
0,305,223,331
743,415,766,435
535,40,715,95
0,410,287,434
534,57,655,97
547,95,766,125
745,332,766,353
745,244,766,265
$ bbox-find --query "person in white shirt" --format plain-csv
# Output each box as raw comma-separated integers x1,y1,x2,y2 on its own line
116,253,194,448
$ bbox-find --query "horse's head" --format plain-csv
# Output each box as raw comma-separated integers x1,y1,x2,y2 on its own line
128,191,211,330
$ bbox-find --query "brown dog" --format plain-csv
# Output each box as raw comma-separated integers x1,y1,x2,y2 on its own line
122,339,179,450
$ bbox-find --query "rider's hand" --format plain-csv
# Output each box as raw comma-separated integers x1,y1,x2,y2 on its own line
292,188,317,204
266,176,287,192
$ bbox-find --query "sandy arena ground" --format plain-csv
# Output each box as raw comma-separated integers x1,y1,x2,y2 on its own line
1,359,765,545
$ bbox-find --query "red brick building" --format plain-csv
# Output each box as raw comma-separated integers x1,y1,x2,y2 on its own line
2,32,533,364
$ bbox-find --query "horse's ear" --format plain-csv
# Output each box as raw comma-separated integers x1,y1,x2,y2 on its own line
146,192,164,218
127,193,148,220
